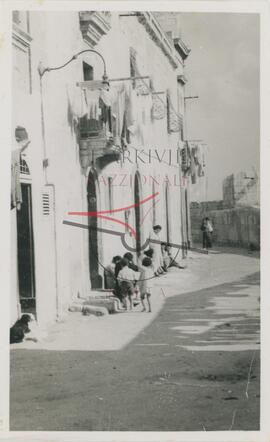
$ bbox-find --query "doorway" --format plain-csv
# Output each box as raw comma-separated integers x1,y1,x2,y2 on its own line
185,188,191,249
165,182,170,244
16,183,36,315
88,170,102,288
134,173,141,255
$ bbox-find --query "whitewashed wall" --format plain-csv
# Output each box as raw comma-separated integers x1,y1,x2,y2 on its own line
11,11,188,326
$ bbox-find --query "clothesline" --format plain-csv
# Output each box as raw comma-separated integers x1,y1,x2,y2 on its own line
78,72,183,127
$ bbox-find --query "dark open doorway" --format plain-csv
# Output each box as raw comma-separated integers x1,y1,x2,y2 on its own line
165,183,170,244
16,183,36,316
88,170,102,289
134,173,141,255
185,188,191,249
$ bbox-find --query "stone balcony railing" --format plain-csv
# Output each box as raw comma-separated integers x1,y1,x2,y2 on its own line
79,11,111,47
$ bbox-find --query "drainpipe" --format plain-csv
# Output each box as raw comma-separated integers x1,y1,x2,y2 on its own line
39,68,60,321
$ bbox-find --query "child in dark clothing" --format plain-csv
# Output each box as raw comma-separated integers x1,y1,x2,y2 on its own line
117,258,136,310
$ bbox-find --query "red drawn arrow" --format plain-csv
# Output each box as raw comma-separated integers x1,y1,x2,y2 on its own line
68,192,159,239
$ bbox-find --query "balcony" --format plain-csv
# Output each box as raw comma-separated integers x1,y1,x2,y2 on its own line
78,117,121,171
167,93,184,135
79,12,111,47
174,37,191,61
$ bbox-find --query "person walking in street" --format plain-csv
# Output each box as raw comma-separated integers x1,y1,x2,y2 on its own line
201,217,213,250
149,225,164,276
138,257,154,313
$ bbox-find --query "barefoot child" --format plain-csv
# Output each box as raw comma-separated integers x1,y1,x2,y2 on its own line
139,257,154,312
117,258,136,310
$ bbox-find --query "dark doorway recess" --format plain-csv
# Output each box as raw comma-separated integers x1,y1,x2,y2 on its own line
88,170,102,289
17,183,36,316
134,173,141,255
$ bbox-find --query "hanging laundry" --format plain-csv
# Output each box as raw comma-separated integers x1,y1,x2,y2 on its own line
181,142,192,176
192,146,199,166
136,78,150,95
167,92,181,133
190,152,197,184
140,92,153,147
121,111,128,147
151,94,165,120
100,88,112,107
111,82,126,147
180,142,189,172
196,143,203,166
11,148,22,210
78,89,89,118
83,89,101,120
126,84,138,135
99,97,111,133
198,163,205,177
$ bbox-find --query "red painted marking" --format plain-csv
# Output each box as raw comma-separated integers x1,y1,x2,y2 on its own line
68,192,159,216
88,213,137,239
68,192,159,239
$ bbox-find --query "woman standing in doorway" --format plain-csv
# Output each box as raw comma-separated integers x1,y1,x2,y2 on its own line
149,225,164,276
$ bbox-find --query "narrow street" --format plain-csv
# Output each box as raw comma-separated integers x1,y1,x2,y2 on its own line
10,249,260,431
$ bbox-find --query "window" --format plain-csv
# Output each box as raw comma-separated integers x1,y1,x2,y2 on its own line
20,157,30,175
83,62,94,81
12,11,32,94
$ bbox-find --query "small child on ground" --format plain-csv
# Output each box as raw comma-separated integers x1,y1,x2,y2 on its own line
161,242,170,271
138,257,154,313
117,258,136,310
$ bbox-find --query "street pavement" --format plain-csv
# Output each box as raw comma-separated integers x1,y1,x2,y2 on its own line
10,247,260,431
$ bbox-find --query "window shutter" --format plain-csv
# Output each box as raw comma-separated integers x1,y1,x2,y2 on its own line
42,192,50,216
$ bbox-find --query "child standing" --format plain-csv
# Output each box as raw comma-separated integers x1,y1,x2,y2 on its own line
138,257,154,313
117,258,136,310
123,252,140,303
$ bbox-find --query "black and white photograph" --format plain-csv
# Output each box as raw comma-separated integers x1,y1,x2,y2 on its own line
1,0,270,439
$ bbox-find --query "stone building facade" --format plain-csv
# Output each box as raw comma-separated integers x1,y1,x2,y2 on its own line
190,171,260,249
11,10,191,326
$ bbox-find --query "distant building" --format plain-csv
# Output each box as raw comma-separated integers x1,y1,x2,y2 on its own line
190,170,260,249
223,171,260,209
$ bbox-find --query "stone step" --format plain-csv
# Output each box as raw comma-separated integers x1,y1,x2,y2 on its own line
69,293,126,316
68,302,108,317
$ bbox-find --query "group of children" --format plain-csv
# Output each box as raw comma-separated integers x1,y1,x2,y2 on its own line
104,252,153,312
104,245,184,313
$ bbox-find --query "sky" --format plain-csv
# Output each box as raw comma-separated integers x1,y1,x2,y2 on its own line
178,13,260,201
